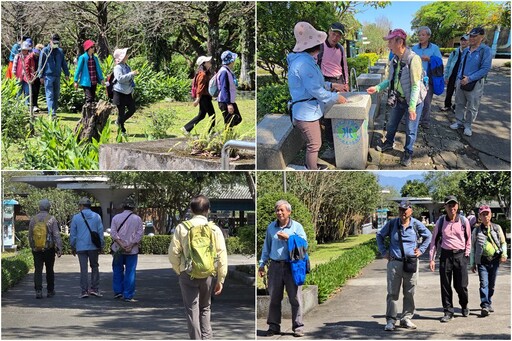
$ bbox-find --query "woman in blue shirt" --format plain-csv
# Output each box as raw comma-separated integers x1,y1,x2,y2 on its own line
287,22,347,170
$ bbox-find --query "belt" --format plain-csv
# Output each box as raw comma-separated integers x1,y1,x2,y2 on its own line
390,256,404,262
270,259,288,264
441,248,465,254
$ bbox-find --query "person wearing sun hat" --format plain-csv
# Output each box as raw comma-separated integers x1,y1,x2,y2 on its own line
367,28,427,167
376,200,432,331
182,55,216,134
449,26,492,137
217,50,242,128
12,41,32,104
74,39,105,104
112,47,139,135
470,204,507,317
287,21,347,170
429,195,472,323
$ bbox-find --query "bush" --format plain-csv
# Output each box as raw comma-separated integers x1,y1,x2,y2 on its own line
257,74,276,88
145,108,177,140
504,61,511,68
440,48,456,56
494,219,511,234
347,56,370,77
257,192,317,255
305,238,378,303
1,78,30,143
256,83,289,120
21,116,110,170
2,249,34,292
167,54,190,80
358,53,379,66
226,225,255,255
139,235,173,254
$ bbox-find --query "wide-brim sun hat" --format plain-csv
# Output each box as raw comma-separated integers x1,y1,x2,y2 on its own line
21,41,31,51
196,55,212,65
292,21,327,53
113,47,129,64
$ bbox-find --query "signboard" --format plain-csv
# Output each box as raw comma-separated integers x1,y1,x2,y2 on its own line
3,199,18,248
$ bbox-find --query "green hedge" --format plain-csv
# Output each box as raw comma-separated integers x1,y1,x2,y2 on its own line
494,219,511,234
2,249,34,292
440,48,456,56
257,82,289,120
357,53,379,66
305,238,378,303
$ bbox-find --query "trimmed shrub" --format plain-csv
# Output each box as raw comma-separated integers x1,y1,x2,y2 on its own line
2,249,34,292
305,238,378,303
494,219,511,234
347,56,370,77
256,83,289,120
440,48,456,56
257,192,316,255
139,235,173,254
358,53,379,66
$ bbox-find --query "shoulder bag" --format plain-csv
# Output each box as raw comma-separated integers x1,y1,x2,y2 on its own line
80,211,102,249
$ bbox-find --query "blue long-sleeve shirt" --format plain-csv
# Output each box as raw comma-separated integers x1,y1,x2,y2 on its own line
259,219,307,267
411,42,442,73
376,217,432,259
37,45,69,78
457,44,492,82
70,208,104,252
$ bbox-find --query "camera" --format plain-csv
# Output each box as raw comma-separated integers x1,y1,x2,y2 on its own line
387,90,398,108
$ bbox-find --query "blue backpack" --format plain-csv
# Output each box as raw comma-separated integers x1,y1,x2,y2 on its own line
288,234,310,286
428,55,445,96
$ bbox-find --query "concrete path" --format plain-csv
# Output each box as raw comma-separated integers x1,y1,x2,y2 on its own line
257,255,510,339
368,58,511,170
2,254,256,340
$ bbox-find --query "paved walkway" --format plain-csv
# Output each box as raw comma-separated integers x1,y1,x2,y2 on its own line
257,255,510,339
2,254,256,340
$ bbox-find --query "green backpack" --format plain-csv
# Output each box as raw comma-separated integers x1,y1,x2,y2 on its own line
183,221,217,279
33,216,50,251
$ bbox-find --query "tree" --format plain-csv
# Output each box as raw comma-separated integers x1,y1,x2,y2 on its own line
424,171,470,212
461,172,511,218
361,16,391,55
411,2,502,47
401,179,430,198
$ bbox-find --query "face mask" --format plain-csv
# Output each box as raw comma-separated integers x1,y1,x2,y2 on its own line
52,42,59,48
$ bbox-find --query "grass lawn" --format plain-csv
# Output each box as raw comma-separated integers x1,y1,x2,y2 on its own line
2,97,255,169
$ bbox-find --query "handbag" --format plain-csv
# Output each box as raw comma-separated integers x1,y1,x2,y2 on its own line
80,212,102,249
397,223,418,273
110,213,133,253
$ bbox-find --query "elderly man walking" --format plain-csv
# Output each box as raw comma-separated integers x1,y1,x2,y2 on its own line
441,35,469,112
28,199,63,299
376,200,432,331
449,27,492,137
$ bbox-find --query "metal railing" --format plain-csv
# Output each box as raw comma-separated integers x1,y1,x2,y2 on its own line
350,67,358,92
221,140,255,170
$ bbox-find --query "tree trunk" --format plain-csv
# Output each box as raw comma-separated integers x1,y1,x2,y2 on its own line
74,100,115,143
95,1,110,60
206,2,225,71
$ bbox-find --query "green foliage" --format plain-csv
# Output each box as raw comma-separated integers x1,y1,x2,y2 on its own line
461,172,511,218
505,61,511,68
494,220,511,234
257,191,316,254
1,78,30,143
305,238,378,303
256,83,289,119
440,48,456,56
21,117,111,170
139,235,173,254
19,188,81,228
166,54,190,80
187,123,250,157
361,21,391,55
58,77,85,112
401,179,430,197
227,225,255,255
15,230,30,249
145,108,177,140
256,74,275,88
1,249,34,292
358,53,379,66
347,56,370,76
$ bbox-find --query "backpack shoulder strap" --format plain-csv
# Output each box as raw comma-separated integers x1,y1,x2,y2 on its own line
182,220,193,231
317,43,325,67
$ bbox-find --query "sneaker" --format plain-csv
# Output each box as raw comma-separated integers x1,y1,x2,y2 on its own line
36,290,43,299
265,329,279,337
376,141,395,152
181,127,190,136
440,106,452,112
400,318,417,329
489,306,494,313
481,307,489,317
293,330,305,337
114,293,123,299
384,321,395,331
401,152,412,167
450,122,462,130
33,106,40,113
89,290,103,297
440,314,453,323
47,290,55,298
462,308,469,317
124,298,138,302
80,292,89,298
463,128,472,136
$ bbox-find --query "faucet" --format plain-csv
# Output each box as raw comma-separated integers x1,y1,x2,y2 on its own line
350,68,358,92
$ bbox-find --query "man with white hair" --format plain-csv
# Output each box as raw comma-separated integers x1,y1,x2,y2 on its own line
258,199,308,337
28,199,63,299
412,26,442,130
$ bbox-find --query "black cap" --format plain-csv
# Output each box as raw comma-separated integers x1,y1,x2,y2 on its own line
469,27,485,36
399,200,412,209
444,195,459,205
330,22,345,35
123,198,136,209
51,33,60,42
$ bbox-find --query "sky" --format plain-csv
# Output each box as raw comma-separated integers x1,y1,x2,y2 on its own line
354,1,434,35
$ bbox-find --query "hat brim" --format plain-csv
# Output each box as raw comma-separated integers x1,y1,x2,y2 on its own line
445,200,458,204
293,31,327,53
330,28,345,35
479,209,491,214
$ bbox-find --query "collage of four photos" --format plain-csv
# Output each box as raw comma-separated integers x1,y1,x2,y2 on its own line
1,1,511,340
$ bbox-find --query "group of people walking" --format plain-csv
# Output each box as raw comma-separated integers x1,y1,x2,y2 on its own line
287,21,493,169
7,33,242,135
27,195,227,340
258,197,507,336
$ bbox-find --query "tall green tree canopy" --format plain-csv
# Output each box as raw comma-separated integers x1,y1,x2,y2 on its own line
401,179,430,198
461,171,511,218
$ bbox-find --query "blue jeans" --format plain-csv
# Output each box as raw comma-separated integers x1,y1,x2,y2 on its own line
385,101,424,155
18,81,30,105
44,76,61,116
477,257,500,308
77,250,100,293
112,253,138,299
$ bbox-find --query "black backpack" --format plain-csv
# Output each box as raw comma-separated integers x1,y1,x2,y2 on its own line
105,73,117,100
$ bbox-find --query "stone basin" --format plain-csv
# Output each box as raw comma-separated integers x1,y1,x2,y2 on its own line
324,92,372,120
357,73,383,87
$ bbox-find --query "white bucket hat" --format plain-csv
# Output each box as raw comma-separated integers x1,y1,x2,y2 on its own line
196,55,212,65
113,48,129,64
292,22,327,53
